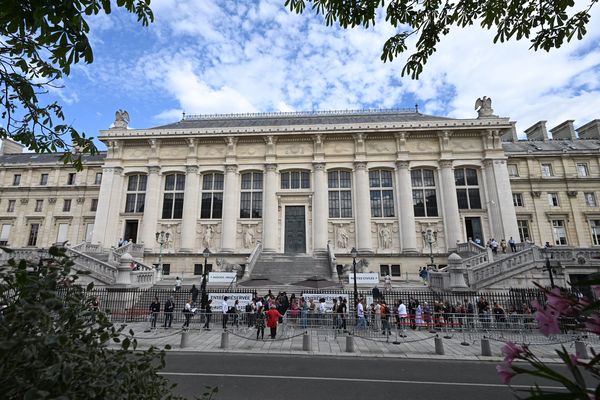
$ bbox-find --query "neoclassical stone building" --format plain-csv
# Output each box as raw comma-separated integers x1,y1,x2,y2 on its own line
1,104,599,286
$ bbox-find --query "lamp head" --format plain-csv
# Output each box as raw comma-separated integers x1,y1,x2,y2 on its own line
350,247,357,258
203,247,210,258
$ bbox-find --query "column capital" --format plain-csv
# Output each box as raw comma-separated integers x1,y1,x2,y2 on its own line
225,165,238,173
354,161,367,171
439,160,453,169
396,160,410,169
482,159,494,167
265,163,277,172
313,162,326,171
148,165,161,174
186,165,199,174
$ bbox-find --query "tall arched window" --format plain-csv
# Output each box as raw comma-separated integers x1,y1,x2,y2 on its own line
369,169,395,217
162,173,185,219
328,170,352,218
201,172,223,219
411,169,438,217
240,172,263,218
454,167,481,209
125,174,147,213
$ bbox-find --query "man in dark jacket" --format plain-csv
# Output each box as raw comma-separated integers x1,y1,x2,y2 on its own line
149,296,160,329
163,297,175,328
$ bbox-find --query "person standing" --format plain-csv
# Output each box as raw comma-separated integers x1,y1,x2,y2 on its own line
190,284,199,305
380,301,391,336
356,298,367,329
255,306,266,340
384,274,392,292
397,299,407,336
174,276,182,292
90,296,100,324
508,237,517,252
203,299,212,330
149,296,160,329
182,298,193,329
265,305,284,339
338,297,348,331
222,296,229,330
500,239,508,254
163,296,174,328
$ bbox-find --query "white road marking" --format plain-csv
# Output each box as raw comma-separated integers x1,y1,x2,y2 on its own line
158,372,568,390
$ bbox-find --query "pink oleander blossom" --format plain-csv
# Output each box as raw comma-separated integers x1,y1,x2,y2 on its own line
546,288,578,316
532,300,560,336
496,361,516,385
584,314,600,335
592,285,600,298
501,342,525,363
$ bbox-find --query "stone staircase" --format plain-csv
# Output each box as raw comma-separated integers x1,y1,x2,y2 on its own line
243,252,333,285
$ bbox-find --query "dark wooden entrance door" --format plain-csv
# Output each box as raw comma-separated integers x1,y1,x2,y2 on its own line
124,220,139,244
284,206,306,253
465,217,483,244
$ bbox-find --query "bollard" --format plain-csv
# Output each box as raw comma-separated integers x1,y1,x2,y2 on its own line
434,336,444,355
180,331,190,349
481,338,492,356
575,341,589,360
302,332,311,351
220,331,229,349
346,335,355,353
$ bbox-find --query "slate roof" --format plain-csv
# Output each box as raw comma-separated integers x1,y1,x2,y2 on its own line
151,109,452,130
0,152,107,165
503,139,600,153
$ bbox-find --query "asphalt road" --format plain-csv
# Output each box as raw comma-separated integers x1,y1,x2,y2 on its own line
160,352,572,399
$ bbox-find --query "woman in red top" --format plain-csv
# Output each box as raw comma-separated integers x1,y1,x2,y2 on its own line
265,305,284,339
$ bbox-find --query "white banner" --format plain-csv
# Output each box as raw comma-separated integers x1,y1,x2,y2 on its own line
348,272,379,285
208,272,237,284
208,293,253,307
301,293,350,312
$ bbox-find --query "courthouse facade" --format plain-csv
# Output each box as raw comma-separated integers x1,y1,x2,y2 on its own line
1,104,599,280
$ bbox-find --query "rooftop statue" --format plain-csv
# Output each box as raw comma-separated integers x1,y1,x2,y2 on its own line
113,109,130,129
474,96,496,118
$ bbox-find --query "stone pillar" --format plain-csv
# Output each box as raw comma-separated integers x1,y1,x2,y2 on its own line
141,166,161,251
491,159,520,241
354,161,372,252
92,167,123,246
221,165,239,253
482,159,503,240
313,162,328,251
180,165,200,252
439,161,461,250
116,253,133,286
262,164,279,252
396,161,417,252
447,253,468,290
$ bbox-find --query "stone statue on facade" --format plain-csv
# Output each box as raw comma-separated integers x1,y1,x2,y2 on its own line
203,225,214,249
113,109,130,129
337,225,349,249
474,97,495,118
379,224,392,249
243,226,255,248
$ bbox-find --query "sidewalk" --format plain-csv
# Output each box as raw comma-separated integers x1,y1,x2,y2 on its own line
117,322,592,364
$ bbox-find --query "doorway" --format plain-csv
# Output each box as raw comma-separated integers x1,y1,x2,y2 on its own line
284,206,306,253
124,220,139,244
465,217,483,244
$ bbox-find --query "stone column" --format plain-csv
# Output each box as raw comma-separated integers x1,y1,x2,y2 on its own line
262,164,279,252
491,159,520,241
91,166,123,246
180,165,200,252
439,161,461,250
396,161,417,252
313,162,328,251
221,165,239,253
482,159,503,240
354,161,372,252
140,166,161,251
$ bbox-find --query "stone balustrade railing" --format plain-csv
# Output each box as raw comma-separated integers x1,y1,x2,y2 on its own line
64,246,117,284
467,247,537,290
456,241,487,255
131,270,155,286
114,243,145,258
243,241,263,279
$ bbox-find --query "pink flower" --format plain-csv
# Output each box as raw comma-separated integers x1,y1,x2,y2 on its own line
501,342,525,362
546,288,578,316
534,306,560,336
496,361,516,385
592,285,600,298
584,314,600,335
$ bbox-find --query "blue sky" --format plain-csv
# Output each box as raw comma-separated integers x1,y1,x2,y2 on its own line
44,0,600,150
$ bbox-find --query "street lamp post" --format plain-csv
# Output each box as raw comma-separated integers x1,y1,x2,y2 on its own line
542,246,556,288
351,247,358,316
201,247,211,308
155,231,170,278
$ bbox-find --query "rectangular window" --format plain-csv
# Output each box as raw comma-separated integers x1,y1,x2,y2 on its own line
328,170,352,218
40,173,48,185
552,220,567,245
517,220,530,243
67,173,76,185
63,199,71,212
380,264,401,277
541,163,553,177
57,223,69,243
548,193,559,207
13,174,21,186
591,220,600,246
0,224,11,246
95,172,103,184
281,171,310,189
585,193,597,207
577,163,589,177
512,193,524,207
7,200,15,212
455,168,481,209
194,264,204,275
35,200,43,212
240,172,263,218
85,223,94,242
90,198,98,212
508,164,519,177
28,223,40,246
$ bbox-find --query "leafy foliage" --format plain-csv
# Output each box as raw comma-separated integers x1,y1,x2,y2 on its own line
284,0,597,78
0,246,209,399
0,0,153,170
